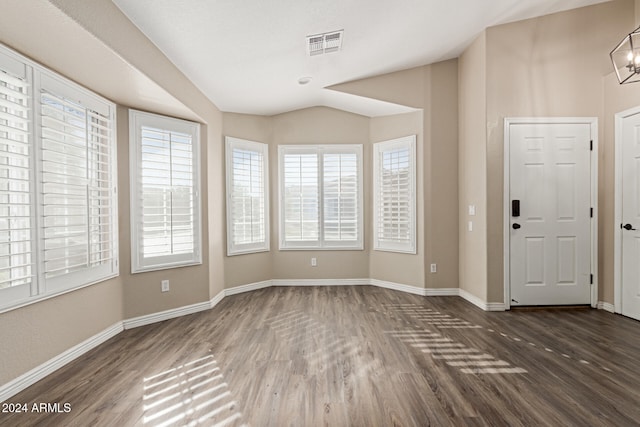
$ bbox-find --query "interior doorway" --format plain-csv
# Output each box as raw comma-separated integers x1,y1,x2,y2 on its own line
615,107,640,321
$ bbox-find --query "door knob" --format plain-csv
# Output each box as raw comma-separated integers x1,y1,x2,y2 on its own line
623,223,637,231
512,223,521,230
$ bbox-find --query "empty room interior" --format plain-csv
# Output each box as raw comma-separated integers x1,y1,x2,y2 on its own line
3,0,640,425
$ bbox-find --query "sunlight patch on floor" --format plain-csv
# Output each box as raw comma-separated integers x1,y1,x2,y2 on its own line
142,355,246,427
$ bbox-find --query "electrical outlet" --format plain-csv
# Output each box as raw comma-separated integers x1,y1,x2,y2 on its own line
161,280,170,292
311,257,317,267
430,263,437,273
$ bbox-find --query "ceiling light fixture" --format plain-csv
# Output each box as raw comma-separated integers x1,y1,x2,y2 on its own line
298,76,313,85
611,26,640,84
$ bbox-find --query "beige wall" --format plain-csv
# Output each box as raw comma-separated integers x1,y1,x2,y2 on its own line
483,0,633,302
222,113,274,287
370,112,425,286
223,108,434,287
117,108,212,318
0,279,123,386
458,32,488,301
425,60,459,289
330,61,459,289
271,107,371,280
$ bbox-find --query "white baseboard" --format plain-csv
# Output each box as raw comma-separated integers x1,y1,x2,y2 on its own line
225,280,272,296
424,287,460,297
123,300,212,330
369,279,427,296
271,278,370,287
0,322,123,403
458,289,506,311
597,301,615,313
210,289,225,307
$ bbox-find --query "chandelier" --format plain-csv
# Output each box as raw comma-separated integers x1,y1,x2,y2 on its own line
611,26,640,84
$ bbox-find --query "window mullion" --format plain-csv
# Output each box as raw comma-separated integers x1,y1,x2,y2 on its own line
85,114,90,267
169,133,174,255
33,71,46,296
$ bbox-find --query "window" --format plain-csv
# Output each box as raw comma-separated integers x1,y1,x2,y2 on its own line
225,137,269,255
373,135,416,254
129,110,201,273
0,44,118,312
279,145,363,250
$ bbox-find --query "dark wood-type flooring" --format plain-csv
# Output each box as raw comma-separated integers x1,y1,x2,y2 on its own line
2,285,640,426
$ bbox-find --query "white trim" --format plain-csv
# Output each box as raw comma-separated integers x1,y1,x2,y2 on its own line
503,117,598,309
271,278,370,287
459,289,506,311
0,322,123,403
129,109,202,274
210,289,225,307
613,106,640,314
373,135,417,254
123,300,211,330
597,301,615,313
278,144,364,251
225,280,272,296
423,288,460,297
225,136,270,256
369,279,427,295
0,43,119,313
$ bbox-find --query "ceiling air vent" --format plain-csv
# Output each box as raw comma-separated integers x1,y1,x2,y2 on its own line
307,30,343,56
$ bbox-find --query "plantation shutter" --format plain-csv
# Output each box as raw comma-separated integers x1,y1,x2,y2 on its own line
226,137,269,255
282,151,319,244
130,110,200,273
374,136,416,254
323,151,359,242
279,145,362,249
0,60,33,294
0,43,118,311
140,126,194,256
40,82,116,289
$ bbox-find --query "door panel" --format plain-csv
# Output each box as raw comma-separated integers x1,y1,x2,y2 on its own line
621,114,640,320
509,123,591,306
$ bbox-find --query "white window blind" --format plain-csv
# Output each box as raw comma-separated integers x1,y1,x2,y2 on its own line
373,135,416,254
225,137,269,255
130,110,201,273
323,152,358,242
0,43,118,312
279,145,362,250
0,60,32,299
40,88,116,290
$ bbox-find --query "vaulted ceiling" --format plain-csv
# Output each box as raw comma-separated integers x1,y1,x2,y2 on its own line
112,0,610,117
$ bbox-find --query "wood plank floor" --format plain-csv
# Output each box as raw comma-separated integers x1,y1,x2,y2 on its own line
2,286,640,426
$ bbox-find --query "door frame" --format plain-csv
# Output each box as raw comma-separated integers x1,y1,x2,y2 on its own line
613,106,640,314
503,117,598,310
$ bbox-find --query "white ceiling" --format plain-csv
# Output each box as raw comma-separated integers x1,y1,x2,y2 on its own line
112,0,610,117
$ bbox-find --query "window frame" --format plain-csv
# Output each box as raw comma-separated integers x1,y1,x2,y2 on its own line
373,135,417,254
225,136,270,256
0,43,119,313
129,110,202,273
278,144,363,251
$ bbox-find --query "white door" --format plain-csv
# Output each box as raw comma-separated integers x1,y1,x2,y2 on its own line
509,122,592,306
620,112,640,321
